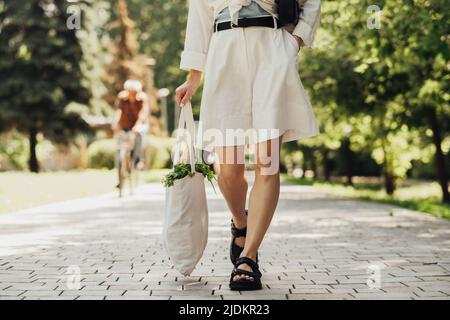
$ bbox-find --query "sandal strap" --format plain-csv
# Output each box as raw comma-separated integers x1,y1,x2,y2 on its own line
234,257,262,277
231,268,260,279
230,210,248,238
231,222,247,237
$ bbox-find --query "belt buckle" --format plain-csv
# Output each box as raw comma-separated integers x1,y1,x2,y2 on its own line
231,17,248,29
272,15,278,29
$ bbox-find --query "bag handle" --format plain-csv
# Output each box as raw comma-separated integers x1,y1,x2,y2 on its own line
173,103,196,174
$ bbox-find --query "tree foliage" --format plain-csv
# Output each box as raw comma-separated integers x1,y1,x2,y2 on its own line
0,0,91,172
301,0,449,201
103,0,146,105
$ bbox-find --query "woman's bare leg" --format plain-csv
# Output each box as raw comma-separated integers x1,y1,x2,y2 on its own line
234,137,282,281
215,146,248,247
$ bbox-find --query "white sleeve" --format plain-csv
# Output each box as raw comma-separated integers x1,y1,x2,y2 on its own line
292,0,321,48
180,0,214,72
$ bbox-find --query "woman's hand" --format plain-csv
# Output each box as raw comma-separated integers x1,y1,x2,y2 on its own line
175,70,202,107
293,35,304,49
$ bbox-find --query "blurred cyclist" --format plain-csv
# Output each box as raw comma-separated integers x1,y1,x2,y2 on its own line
112,80,149,170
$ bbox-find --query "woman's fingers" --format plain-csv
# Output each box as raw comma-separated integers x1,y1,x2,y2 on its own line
175,84,193,107
175,86,186,105
293,34,304,49
180,91,192,107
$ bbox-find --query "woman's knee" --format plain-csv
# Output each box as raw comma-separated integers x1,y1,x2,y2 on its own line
254,139,281,176
254,161,280,178
218,164,246,183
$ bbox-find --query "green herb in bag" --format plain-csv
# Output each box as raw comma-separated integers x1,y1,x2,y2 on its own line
162,163,216,193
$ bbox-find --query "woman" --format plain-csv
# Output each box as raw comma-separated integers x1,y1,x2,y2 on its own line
175,0,320,291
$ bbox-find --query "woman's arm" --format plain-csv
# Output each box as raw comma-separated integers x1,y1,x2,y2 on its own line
180,0,214,72
133,94,150,130
112,109,122,133
176,1,213,107
292,0,321,48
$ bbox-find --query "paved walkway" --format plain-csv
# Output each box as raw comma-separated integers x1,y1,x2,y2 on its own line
0,178,449,300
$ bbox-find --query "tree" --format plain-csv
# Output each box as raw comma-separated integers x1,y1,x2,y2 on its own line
300,2,368,185
76,0,111,117
0,0,91,172
352,0,450,201
302,0,446,198
389,0,450,203
103,0,146,105
104,0,164,134
123,0,188,131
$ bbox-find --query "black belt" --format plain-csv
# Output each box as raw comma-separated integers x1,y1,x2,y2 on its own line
214,16,281,33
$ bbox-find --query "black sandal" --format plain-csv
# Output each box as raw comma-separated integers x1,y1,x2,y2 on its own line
230,211,259,265
230,210,247,265
229,257,262,291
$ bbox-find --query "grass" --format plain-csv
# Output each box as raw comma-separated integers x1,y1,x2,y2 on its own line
0,169,170,214
282,175,450,220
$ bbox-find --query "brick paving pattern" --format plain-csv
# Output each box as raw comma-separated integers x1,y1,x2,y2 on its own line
1,178,449,300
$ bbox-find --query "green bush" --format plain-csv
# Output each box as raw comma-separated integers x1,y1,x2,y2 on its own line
0,131,28,171
87,139,116,169
37,140,81,171
145,136,174,170
87,136,174,170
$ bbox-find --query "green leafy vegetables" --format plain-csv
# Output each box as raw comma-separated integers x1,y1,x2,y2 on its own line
162,163,216,192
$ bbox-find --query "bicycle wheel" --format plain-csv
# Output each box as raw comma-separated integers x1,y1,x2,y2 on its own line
118,150,127,198
127,151,134,195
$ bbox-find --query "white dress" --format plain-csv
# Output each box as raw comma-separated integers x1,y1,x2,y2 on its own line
180,0,321,151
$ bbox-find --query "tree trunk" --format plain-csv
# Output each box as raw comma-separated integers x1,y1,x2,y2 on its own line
78,137,88,169
342,139,353,185
381,138,396,196
302,156,307,178
311,154,317,180
429,109,450,203
384,171,396,196
28,128,39,173
323,149,332,182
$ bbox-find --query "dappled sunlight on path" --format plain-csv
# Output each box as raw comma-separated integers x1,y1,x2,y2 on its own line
0,176,449,300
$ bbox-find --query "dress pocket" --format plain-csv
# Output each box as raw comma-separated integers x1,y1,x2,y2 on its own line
283,29,300,55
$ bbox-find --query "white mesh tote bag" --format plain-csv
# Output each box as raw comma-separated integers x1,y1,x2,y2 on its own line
163,103,208,276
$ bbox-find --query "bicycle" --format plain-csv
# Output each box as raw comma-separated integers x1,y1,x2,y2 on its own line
116,130,138,198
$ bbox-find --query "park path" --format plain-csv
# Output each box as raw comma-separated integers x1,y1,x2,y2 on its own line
0,176,449,300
